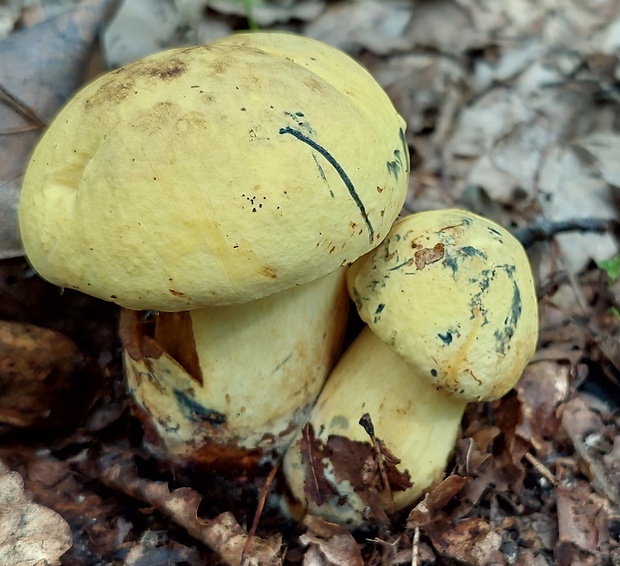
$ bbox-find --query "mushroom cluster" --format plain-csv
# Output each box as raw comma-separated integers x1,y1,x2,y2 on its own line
281,209,539,527
18,32,409,469
18,30,539,530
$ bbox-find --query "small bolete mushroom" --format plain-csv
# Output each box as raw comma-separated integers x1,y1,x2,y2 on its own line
282,209,539,526
18,32,409,469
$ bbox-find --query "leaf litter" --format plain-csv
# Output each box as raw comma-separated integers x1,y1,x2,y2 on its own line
1,0,620,564
0,460,72,566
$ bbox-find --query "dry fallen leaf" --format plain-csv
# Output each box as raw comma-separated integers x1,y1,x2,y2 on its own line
537,143,617,274
102,0,233,67
561,395,620,504
556,481,609,554
0,0,619,563
0,320,99,428
382,0,620,276
406,475,469,529
424,517,505,566
299,421,412,525
0,0,110,259
0,464,72,566
514,362,569,455
90,449,282,566
0,0,22,40
209,0,326,26
123,533,203,566
299,515,363,566
303,0,413,55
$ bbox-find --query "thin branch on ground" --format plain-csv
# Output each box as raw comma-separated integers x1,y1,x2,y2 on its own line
513,217,619,248
80,447,282,566
241,462,280,566
0,84,46,130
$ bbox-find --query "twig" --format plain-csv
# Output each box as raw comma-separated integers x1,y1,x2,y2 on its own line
411,526,420,566
0,84,46,130
512,217,619,248
241,463,279,566
565,430,619,504
82,448,282,566
359,413,395,514
524,452,558,486
0,125,41,135
543,297,620,378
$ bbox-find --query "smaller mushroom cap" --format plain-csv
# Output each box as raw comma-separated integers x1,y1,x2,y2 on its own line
347,209,538,401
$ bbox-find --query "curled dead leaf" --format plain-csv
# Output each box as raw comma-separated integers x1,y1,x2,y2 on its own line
424,517,504,566
0,0,110,260
299,422,411,525
300,515,363,566
0,465,72,566
556,481,609,554
407,474,468,528
91,449,282,565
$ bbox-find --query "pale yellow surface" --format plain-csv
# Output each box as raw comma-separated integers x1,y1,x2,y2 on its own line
347,209,539,401
19,32,408,310
126,269,348,458
282,327,465,527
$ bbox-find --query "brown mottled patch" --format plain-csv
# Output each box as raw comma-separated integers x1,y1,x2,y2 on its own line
207,60,227,75
414,242,445,269
143,59,188,80
83,79,135,111
304,77,323,91
260,266,278,279
132,101,178,134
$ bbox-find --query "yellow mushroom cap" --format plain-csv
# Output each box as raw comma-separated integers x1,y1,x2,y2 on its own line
18,32,408,311
347,209,538,401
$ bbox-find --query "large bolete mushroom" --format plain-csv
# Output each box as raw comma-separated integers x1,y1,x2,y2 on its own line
18,32,409,469
282,209,539,526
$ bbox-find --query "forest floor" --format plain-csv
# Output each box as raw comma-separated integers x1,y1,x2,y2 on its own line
1,1,619,564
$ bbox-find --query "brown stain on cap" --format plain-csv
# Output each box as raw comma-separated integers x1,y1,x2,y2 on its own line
414,243,445,270
142,59,188,80
83,57,187,112
260,266,278,279
83,78,135,111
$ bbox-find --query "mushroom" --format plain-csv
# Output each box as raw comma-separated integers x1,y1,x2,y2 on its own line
282,209,539,526
18,32,409,469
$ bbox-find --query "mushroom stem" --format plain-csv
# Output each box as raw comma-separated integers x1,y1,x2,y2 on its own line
282,326,466,527
121,268,349,471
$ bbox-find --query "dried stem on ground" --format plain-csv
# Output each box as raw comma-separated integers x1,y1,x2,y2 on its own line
81,448,282,566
